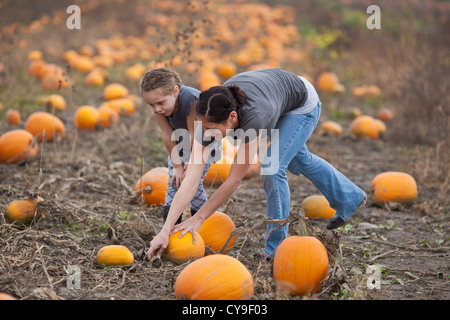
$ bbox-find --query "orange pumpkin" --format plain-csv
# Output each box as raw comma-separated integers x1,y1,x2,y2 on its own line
73,105,100,130
273,236,329,295
349,115,379,139
103,83,129,100
316,72,339,92
5,199,40,226
321,120,342,136
0,130,38,164
84,70,105,87
134,167,169,206
217,61,237,79
47,94,66,111
203,155,233,185
371,172,418,205
374,119,386,134
301,195,336,219
102,98,135,115
96,245,134,266
24,111,66,142
197,211,236,254
378,108,394,122
0,293,18,300
5,109,21,126
174,254,254,300
164,231,205,264
98,106,119,128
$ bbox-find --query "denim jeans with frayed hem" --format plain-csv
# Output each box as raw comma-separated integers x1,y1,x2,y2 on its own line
261,102,366,257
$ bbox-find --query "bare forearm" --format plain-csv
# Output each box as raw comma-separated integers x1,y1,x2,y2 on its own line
195,177,240,221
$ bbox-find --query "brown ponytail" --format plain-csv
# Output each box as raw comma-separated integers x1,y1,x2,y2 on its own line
197,85,248,123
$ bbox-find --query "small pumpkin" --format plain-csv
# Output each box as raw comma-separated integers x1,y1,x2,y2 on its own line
301,195,336,219
73,105,100,130
0,293,18,300
98,105,119,128
134,167,169,206
349,115,379,139
47,94,66,111
5,109,21,126
24,111,66,142
371,171,418,205
217,61,237,79
164,231,205,264
316,72,340,93
273,236,329,296
197,211,236,254
0,129,38,164
378,108,394,122
321,120,342,136
96,245,134,266
103,83,129,100
174,254,254,300
5,199,41,226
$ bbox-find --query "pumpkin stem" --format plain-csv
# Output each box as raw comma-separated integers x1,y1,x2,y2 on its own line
294,207,309,237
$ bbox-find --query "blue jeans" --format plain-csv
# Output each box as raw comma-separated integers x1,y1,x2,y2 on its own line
261,102,366,257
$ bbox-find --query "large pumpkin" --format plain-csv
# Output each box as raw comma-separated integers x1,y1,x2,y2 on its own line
164,231,205,264
174,254,254,300
0,129,38,164
197,211,236,254
5,199,41,226
371,171,418,204
273,236,329,296
24,111,66,142
301,195,336,219
96,245,134,266
134,167,169,206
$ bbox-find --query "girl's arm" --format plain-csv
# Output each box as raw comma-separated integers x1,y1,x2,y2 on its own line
171,139,257,241
146,135,207,259
154,113,183,167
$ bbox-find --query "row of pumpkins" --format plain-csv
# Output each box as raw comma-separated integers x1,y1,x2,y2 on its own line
0,82,137,164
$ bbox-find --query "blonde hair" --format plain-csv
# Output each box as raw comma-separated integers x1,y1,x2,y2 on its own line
140,68,181,95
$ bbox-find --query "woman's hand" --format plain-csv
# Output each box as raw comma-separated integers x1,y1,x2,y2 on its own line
171,164,186,190
170,214,204,244
146,229,170,260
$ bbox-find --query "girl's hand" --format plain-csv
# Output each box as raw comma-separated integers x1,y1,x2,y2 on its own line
171,164,185,190
146,229,170,260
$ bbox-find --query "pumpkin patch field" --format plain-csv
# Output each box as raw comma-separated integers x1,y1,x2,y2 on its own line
0,0,449,301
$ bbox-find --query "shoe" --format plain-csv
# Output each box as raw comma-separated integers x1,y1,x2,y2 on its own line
253,251,273,262
326,216,346,230
326,193,367,230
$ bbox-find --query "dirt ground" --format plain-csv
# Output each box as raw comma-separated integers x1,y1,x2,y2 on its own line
0,98,448,300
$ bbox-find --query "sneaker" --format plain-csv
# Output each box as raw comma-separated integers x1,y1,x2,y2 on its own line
253,251,273,263
326,193,367,230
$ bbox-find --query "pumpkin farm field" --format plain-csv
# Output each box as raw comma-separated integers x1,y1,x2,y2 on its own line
0,0,449,301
